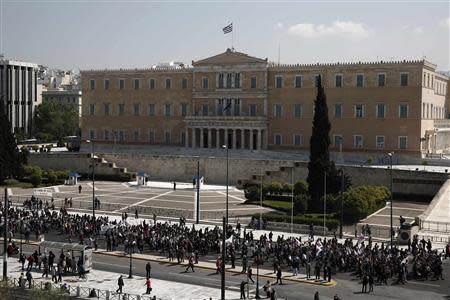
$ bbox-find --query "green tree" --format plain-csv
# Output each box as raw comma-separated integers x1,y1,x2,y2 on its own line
34,101,79,141
307,76,331,211
0,96,24,184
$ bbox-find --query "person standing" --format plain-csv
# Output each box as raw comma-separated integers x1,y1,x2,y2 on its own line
78,185,82,193
276,267,283,285
26,271,33,289
146,262,152,278
145,277,152,294
314,291,320,300
369,274,374,293
240,280,248,299
362,274,368,293
263,281,272,298
116,275,124,294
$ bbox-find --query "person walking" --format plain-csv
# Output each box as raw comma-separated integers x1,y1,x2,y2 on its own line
116,275,124,294
146,262,152,278
314,291,320,300
247,266,254,283
185,254,195,272
51,266,57,283
263,281,272,298
276,267,283,285
78,185,82,193
362,274,368,293
145,277,152,294
26,270,33,289
240,280,248,299
369,274,374,293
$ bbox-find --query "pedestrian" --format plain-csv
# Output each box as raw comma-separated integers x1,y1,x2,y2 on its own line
135,209,139,219
362,274,368,293
186,254,195,272
247,266,254,283
173,182,176,191
146,262,152,278
241,255,247,273
240,280,248,299
270,288,276,300
19,272,24,288
145,277,152,294
369,274,374,293
263,281,272,298
51,266,57,283
276,267,283,285
26,270,32,288
314,291,320,300
116,275,124,294
78,185,82,193
306,260,311,279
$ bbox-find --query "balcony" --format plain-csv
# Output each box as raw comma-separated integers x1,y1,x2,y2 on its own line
434,119,450,129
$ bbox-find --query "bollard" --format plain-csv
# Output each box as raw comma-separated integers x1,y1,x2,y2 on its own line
77,286,81,297
105,290,110,300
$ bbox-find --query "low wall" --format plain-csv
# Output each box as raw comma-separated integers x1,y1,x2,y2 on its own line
29,152,449,198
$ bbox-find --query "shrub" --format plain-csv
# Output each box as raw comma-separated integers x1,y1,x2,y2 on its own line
45,144,53,152
244,185,260,202
32,145,39,152
282,183,293,194
46,171,57,185
54,170,68,181
258,213,339,230
342,185,390,223
24,165,43,177
30,173,42,187
294,180,308,195
293,194,309,214
268,182,283,195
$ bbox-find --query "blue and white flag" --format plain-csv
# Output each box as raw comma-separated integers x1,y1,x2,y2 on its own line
223,23,233,34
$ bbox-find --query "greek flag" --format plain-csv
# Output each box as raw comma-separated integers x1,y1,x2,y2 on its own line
223,23,233,34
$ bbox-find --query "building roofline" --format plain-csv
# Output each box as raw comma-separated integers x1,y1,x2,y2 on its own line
0,59,39,68
81,66,193,74
268,59,431,70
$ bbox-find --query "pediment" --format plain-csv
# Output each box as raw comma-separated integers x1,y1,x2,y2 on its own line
193,49,267,66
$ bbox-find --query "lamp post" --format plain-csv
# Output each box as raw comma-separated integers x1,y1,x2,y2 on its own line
254,254,263,299
19,219,23,257
86,140,96,219
221,144,229,300
259,168,263,230
339,168,344,239
196,160,200,224
291,168,294,233
3,188,8,280
323,171,327,237
128,241,135,278
388,152,394,249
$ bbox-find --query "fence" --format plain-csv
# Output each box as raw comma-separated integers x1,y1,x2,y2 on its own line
420,220,450,233
265,221,334,236
6,276,163,300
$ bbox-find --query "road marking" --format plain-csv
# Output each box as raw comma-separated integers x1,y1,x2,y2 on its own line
391,207,425,212
94,262,136,269
407,281,440,287
113,191,173,212
217,191,246,203
374,214,415,219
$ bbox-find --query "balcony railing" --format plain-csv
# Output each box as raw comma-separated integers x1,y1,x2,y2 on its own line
434,119,450,128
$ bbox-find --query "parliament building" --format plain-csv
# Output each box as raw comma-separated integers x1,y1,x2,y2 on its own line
81,49,449,158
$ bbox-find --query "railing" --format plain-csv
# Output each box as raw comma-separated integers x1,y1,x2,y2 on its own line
420,220,450,233
265,221,334,236
6,276,164,300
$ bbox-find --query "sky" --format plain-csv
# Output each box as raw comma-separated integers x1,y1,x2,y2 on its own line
1,0,449,71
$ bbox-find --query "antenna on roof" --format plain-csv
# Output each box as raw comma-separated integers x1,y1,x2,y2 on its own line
278,43,280,65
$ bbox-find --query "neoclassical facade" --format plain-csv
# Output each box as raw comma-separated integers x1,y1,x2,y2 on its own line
81,49,450,157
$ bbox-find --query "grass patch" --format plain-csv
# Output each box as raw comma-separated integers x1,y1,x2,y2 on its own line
0,179,52,189
246,200,292,212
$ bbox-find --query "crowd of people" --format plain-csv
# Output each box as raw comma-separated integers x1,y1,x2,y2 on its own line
1,195,449,299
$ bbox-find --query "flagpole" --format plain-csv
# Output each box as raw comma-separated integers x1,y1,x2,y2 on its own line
231,22,234,50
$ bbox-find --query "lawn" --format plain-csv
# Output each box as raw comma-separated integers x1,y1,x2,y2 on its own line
247,200,292,212
0,179,51,189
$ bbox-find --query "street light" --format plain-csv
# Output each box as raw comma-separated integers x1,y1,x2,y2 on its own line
323,171,327,237
221,144,229,300
339,169,344,239
254,254,263,299
86,140,96,219
291,168,294,233
128,241,135,278
388,152,394,249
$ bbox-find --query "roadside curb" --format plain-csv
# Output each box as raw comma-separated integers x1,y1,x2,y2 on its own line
94,250,336,287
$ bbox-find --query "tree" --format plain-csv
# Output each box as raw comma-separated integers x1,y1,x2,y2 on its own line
307,76,332,211
0,96,24,184
34,101,79,141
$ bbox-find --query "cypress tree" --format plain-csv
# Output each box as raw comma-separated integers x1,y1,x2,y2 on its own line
0,96,24,183
307,76,331,211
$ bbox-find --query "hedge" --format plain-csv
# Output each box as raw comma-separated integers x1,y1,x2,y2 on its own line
257,213,340,230
79,173,132,182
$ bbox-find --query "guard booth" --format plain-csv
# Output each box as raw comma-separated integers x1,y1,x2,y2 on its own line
192,175,204,188
66,171,79,185
39,241,93,272
136,171,147,186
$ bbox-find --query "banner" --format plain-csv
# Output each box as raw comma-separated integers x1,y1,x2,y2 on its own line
33,188,53,197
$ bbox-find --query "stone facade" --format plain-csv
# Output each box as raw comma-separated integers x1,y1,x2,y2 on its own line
80,49,450,157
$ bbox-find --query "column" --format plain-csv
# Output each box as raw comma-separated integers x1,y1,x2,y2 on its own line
232,129,236,149
207,128,212,148
241,129,245,149
257,129,262,150
249,129,254,150
192,128,196,148
200,128,204,148
231,99,235,116
224,128,228,148
216,129,220,148
264,130,268,149
185,128,189,148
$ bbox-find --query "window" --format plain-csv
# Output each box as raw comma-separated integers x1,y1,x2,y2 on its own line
251,76,257,89
118,104,125,116
148,104,155,116
89,129,95,140
165,130,171,144
181,132,186,146
149,130,155,144
134,79,140,90
334,135,343,148
104,79,110,90
274,104,283,117
355,104,364,118
376,136,385,149
235,73,240,88
376,103,385,118
225,99,232,116
234,99,240,116
119,79,124,90
274,134,282,145
182,78,188,89
293,104,302,118
165,78,171,89
218,73,224,88
249,104,257,116
104,103,110,116
378,73,386,87
165,104,172,116
104,130,110,141
335,75,343,87
398,136,408,149
118,130,124,142
202,104,208,116
133,103,140,116
89,104,95,116
354,135,363,148
356,74,364,87
226,73,232,88
275,75,283,88
293,134,302,146
133,130,139,142
400,73,409,86
149,79,155,90
89,79,95,90
202,77,209,89
315,75,321,87
334,103,343,118
294,75,302,88
180,103,187,116
399,104,409,118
